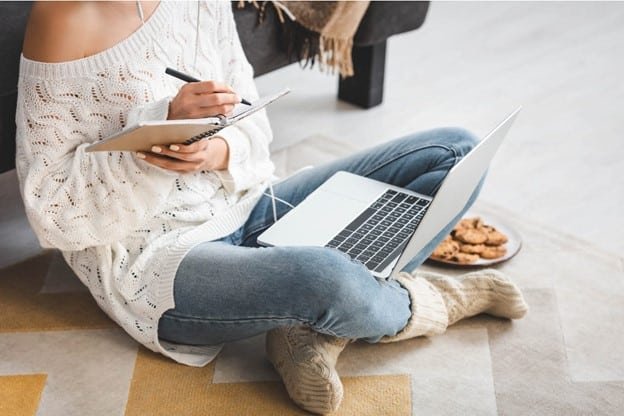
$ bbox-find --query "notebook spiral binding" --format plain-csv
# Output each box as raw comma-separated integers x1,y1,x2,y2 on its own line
183,126,224,145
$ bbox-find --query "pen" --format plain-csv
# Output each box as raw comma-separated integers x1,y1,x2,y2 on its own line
165,67,252,106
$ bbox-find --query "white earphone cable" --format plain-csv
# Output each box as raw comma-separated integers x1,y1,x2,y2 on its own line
136,0,145,25
194,1,200,70
263,183,295,224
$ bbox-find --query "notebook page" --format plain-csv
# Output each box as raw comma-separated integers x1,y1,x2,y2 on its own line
228,88,290,124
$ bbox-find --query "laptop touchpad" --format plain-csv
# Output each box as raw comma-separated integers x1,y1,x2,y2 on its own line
258,189,368,248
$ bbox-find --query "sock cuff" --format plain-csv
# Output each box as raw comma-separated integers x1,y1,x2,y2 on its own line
379,272,449,343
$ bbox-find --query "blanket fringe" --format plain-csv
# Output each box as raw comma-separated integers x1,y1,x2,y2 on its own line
238,0,356,77
320,35,354,77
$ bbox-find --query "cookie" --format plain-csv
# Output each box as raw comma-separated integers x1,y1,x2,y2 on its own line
430,215,510,264
459,243,486,254
455,218,475,230
432,239,459,259
473,217,484,229
449,252,479,264
453,217,478,232
454,228,488,245
480,245,507,259
485,228,508,246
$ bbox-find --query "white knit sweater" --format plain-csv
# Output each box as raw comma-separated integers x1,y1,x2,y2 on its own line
15,1,275,366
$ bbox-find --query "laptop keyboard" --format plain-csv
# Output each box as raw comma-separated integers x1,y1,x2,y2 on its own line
325,189,430,273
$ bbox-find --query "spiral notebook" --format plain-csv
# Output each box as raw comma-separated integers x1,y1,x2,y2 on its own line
85,88,290,152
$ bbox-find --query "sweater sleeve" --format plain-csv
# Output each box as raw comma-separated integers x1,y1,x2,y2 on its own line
211,2,275,194
15,77,177,252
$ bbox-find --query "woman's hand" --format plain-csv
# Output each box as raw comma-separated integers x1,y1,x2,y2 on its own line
137,137,229,173
168,81,240,120
140,80,236,172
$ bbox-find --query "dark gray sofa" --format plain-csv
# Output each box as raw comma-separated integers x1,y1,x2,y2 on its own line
0,1,429,174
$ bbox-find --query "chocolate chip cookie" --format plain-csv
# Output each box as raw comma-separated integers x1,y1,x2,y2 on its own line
429,216,510,264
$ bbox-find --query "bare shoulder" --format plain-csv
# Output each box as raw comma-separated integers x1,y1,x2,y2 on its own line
22,1,95,63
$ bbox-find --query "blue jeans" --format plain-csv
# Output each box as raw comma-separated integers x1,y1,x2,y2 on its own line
158,127,480,345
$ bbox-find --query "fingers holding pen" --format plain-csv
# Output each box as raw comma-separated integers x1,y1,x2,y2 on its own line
169,81,240,120
195,92,239,113
184,80,234,95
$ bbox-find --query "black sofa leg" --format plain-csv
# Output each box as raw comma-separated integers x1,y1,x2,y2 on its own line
338,40,387,109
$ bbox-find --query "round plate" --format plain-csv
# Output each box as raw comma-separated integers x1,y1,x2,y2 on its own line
426,212,522,268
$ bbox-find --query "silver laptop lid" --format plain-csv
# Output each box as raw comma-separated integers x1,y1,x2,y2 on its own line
390,108,521,277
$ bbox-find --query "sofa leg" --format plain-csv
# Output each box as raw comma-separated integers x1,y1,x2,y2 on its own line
338,40,386,109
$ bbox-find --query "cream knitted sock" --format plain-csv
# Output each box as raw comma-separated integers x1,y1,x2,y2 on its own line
421,268,529,325
266,325,349,415
381,268,528,343
380,272,450,343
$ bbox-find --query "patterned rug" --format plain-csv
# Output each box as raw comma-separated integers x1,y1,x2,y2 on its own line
2,136,623,415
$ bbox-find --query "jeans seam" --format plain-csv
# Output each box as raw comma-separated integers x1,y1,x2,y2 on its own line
245,222,273,242
361,143,457,179
162,312,314,325
161,314,343,339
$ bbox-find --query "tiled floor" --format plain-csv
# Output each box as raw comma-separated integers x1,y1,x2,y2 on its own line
2,2,624,415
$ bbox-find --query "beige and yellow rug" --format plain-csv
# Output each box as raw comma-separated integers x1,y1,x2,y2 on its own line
2,137,624,415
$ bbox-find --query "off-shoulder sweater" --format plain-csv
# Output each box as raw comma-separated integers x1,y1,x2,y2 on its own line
15,1,275,366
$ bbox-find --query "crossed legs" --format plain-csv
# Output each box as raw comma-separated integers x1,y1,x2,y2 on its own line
157,128,528,414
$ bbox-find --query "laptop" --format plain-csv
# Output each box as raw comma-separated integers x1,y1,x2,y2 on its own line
257,109,520,279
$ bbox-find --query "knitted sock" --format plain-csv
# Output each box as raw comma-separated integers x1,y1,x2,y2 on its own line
380,273,449,343
266,325,349,415
381,269,528,343
421,268,529,325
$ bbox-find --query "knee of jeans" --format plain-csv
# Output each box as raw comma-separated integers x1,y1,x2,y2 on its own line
296,247,373,305
327,257,389,315
439,127,479,158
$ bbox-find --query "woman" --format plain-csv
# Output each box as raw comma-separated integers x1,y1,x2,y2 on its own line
17,1,528,414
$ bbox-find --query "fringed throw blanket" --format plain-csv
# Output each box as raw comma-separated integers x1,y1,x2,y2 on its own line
238,1,370,77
